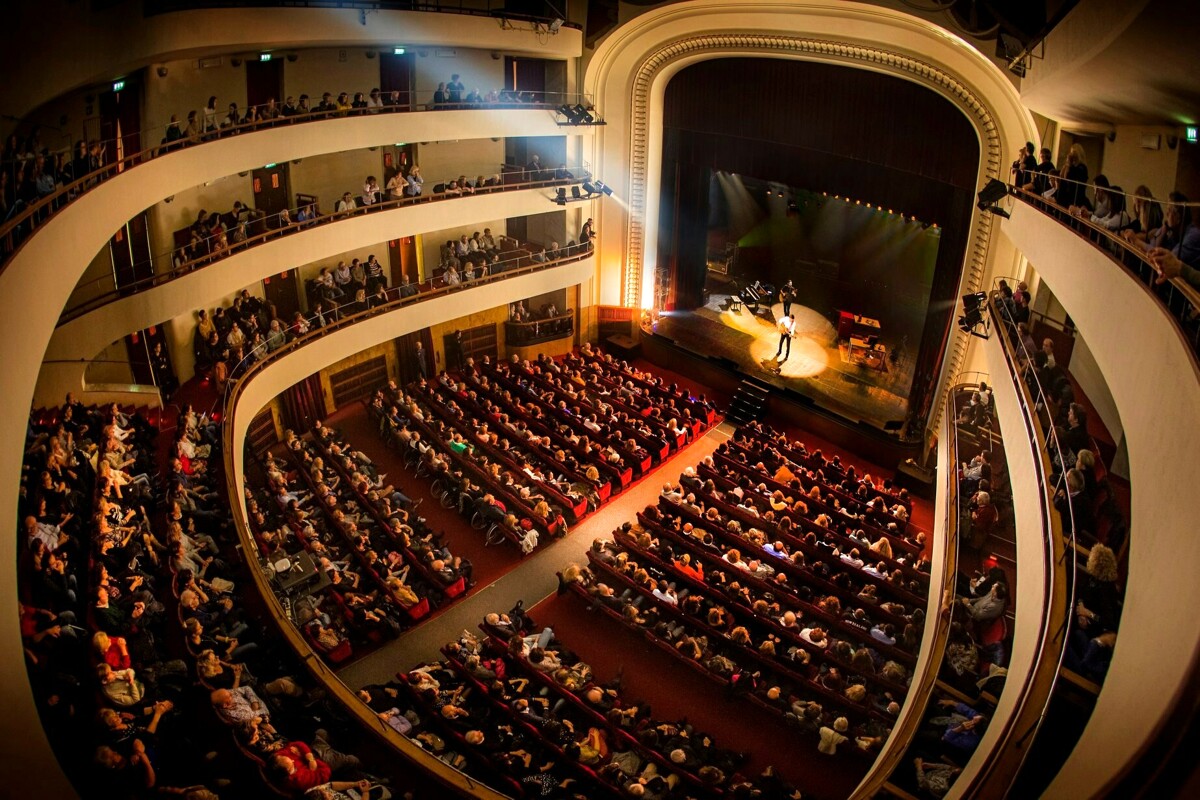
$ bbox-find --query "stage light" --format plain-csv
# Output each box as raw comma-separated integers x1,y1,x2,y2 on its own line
582,181,596,196
573,104,594,124
977,178,1011,218
554,188,567,206
571,185,582,200
777,191,784,197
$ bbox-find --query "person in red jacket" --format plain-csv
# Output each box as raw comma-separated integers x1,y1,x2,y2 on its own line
271,741,331,792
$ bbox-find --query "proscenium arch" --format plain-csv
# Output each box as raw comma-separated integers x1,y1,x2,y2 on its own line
584,0,1037,434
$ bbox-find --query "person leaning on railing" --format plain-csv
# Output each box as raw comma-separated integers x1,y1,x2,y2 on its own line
1144,192,1200,289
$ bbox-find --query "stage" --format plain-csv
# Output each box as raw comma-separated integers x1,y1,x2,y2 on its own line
650,292,915,431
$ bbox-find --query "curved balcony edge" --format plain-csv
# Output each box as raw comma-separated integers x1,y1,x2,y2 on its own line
4,3,583,122
1002,201,1200,799
221,256,595,798
44,187,576,375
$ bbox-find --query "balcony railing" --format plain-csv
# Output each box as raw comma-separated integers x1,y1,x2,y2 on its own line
2,90,594,269
857,377,978,798
503,311,574,346
58,166,590,323
944,288,1075,796
1011,187,1200,359
214,248,592,797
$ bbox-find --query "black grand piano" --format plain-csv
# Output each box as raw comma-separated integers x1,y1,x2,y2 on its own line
734,279,776,317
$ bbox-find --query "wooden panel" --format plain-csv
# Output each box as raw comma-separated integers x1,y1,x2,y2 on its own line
246,406,279,457
597,304,634,340
329,355,389,409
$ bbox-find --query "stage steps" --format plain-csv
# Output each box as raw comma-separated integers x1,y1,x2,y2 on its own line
727,378,772,426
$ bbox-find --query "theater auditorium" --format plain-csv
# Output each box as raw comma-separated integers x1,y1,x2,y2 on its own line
2,1,1197,798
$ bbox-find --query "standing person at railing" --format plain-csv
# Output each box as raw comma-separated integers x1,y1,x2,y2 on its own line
1021,146,1055,196
580,218,596,248
203,97,218,133
1051,143,1089,208
361,176,381,206
385,171,408,200
406,166,424,197
447,74,465,104
1011,141,1037,188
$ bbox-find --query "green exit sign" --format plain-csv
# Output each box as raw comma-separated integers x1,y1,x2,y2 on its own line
1187,126,1198,143
112,80,125,92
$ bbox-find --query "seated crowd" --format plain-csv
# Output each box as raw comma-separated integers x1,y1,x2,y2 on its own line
242,421,472,666
1013,142,1199,289
376,610,809,798
20,395,410,798
506,297,573,343
363,346,716,555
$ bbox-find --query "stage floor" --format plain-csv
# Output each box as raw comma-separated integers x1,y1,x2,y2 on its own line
652,293,914,430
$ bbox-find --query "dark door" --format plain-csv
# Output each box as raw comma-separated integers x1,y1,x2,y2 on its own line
124,325,169,386
387,235,419,286
379,52,414,109
505,57,547,102
98,81,141,171
262,270,302,322
246,58,284,109
396,329,432,384
110,212,154,293
253,164,292,218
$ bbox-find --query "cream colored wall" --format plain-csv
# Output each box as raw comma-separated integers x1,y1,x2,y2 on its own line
414,137,506,187
142,56,248,135
1003,203,1200,799
412,48,506,100
146,174,256,260
284,49,381,101
290,148,386,210
3,3,582,122
1099,124,1181,201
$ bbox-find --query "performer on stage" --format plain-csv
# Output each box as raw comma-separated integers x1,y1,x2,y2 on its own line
779,280,796,316
775,313,797,361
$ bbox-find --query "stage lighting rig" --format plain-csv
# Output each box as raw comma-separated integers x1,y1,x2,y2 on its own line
977,178,1012,219
556,103,605,127
958,292,990,339
550,179,613,206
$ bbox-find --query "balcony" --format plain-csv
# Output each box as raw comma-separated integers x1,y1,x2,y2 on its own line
998,192,1200,798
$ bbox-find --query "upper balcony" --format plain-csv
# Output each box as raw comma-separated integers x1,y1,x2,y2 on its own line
993,187,1200,798
1,1,583,120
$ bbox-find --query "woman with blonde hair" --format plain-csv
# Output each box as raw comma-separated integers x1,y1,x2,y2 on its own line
869,535,894,560
1121,185,1164,245
1054,142,1089,208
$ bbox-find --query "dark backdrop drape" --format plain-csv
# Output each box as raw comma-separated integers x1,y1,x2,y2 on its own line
658,57,980,430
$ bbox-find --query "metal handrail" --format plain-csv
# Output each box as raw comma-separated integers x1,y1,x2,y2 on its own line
214,251,592,798
57,166,591,323
1,89,595,267
947,286,1074,798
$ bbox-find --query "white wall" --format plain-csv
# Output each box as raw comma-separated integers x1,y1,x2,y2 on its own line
1066,332,1124,445
1003,202,1200,799
412,48,505,101
414,137,506,187
1099,124,1181,201
3,3,582,121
